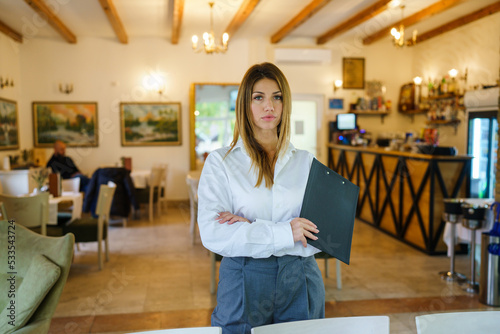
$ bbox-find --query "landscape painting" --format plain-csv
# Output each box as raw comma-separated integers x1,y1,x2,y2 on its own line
33,102,98,147
120,102,181,146
0,97,20,150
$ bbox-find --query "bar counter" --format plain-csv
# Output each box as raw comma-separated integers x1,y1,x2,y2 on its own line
327,144,472,254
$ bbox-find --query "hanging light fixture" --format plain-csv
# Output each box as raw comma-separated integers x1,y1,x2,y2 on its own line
192,2,229,54
390,5,417,47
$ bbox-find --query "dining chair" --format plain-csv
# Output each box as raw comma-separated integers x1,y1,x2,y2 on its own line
0,192,49,235
315,252,342,289
84,167,138,227
63,183,116,270
186,173,199,245
251,316,390,334
62,177,81,192
146,166,165,222
159,164,169,213
415,311,500,334
128,327,222,334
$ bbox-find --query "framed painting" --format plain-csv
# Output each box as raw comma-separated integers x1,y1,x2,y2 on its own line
342,58,365,89
33,102,98,147
120,102,181,146
398,83,415,112
0,97,20,150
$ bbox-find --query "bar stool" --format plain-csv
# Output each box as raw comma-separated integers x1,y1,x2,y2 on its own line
461,202,488,293
440,199,466,282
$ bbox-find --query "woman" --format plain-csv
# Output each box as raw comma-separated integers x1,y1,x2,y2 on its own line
197,62,324,334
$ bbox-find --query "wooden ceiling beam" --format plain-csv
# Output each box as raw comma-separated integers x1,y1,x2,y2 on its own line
0,19,23,43
224,0,261,39
98,0,128,44
316,0,392,45
171,0,185,44
23,0,76,43
271,0,331,44
363,0,464,45
408,1,500,46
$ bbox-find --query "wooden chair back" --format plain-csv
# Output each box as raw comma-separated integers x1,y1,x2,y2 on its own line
0,192,49,235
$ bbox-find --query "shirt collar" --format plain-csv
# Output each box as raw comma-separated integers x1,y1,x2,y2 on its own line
233,138,296,160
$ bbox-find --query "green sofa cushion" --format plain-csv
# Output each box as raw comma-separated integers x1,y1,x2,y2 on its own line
0,254,61,334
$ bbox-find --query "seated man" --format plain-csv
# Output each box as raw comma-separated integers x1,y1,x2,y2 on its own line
46,140,90,193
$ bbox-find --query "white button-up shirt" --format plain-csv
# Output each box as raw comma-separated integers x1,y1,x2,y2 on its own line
198,140,321,258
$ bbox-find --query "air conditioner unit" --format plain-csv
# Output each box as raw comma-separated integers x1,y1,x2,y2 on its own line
274,48,331,64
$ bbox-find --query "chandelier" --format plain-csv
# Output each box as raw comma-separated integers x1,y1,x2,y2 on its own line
390,5,417,47
192,2,229,54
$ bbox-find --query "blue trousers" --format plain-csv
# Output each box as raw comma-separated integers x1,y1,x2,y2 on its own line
211,255,325,334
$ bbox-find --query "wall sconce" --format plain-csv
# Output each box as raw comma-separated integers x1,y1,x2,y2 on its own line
334,80,343,93
59,83,73,94
447,68,468,94
0,77,14,89
143,72,166,95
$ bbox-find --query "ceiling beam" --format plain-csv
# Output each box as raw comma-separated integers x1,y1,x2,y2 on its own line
224,0,261,39
316,0,392,45
408,1,500,46
98,0,128,44
363,0,464,45
0,19,23,43
23,0,76,43
271,0,331,44
171,0,185,44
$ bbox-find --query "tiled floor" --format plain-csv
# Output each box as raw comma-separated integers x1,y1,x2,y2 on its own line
49,203,499,334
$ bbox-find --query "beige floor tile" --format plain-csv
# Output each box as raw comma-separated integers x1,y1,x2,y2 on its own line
50,204,497,334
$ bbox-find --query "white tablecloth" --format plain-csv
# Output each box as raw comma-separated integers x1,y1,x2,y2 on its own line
130,170,150,188
48,191,83,225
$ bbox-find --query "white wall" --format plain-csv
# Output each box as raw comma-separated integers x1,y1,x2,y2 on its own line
0,12,498,200
15,36,251,200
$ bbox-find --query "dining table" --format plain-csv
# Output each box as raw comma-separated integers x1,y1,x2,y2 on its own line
48,191,83,225
130,169,151,188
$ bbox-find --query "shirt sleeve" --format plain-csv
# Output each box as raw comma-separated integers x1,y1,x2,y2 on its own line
197,151,295,258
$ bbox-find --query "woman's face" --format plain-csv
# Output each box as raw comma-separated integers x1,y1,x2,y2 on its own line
250,78,283,136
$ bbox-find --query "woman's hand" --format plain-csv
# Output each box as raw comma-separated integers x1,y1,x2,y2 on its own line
290,218,319,248
217,211,250,225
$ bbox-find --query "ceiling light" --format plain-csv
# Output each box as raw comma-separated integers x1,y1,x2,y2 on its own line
192,2,229,54
390,5,417,47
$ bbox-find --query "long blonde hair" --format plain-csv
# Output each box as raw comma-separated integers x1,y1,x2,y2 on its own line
226,62,292,188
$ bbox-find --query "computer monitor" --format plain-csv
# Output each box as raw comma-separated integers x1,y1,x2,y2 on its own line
336,113,357,131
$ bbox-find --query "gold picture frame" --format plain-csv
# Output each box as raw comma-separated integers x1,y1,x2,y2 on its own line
342,58,365,89
0,97,20,150
120,102,181,146
32,101,98,147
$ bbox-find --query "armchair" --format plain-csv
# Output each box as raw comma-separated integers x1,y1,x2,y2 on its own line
0,220,74,334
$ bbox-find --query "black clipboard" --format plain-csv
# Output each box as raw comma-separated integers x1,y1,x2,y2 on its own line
300,158,359,264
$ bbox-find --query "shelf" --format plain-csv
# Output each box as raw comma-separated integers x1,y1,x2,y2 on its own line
400,109,427,123
349,110,390,124
424,93,463,101
426,119,461,134
350,110,389,115
426,119,459,125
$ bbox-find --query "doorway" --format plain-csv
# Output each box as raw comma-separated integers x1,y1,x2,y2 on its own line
290,94,323,159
